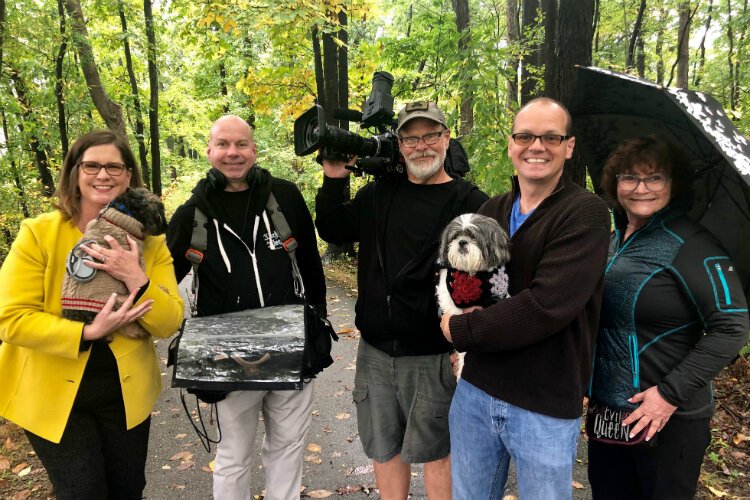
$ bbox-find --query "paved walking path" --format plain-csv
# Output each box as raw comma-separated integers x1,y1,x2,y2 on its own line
143,279,592,499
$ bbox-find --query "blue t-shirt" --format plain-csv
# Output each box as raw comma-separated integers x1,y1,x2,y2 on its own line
510,195,534,237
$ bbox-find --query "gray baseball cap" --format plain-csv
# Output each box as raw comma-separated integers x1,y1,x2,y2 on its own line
396,101,447,132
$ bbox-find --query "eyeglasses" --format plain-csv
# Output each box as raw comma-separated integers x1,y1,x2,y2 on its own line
78,161,129,176
511,133,570,147
398,130,447,148
616,173,669,192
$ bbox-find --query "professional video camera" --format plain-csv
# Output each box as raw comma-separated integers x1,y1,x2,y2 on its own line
294,71,403,178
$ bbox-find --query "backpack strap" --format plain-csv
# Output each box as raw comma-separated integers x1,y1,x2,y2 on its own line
186,207,208,316
266,192,305,298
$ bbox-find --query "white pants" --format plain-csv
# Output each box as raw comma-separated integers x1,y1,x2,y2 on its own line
212,381,314,500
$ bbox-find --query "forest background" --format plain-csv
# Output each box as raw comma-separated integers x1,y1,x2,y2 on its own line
1,0,748,257
1,1,749,497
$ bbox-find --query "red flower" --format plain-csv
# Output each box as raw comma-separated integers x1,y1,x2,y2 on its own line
450,271,482,305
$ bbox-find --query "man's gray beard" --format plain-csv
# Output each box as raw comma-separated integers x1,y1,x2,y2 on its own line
405,149,446,181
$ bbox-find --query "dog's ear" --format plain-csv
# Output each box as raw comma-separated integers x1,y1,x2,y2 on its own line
487,223,511,268
144,197,168,236
438,222,453,265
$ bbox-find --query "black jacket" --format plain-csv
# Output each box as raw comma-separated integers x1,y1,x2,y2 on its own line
167,167,326,316
316,175,487,356
591,206,749,418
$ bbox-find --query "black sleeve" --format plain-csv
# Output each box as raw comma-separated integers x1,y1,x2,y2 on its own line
279,184,327,308
315,176,367,244
166,204,194,283
658,232,749,405
466,186,490,212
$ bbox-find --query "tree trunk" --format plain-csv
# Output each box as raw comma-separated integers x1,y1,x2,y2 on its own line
520,0,542,103
655,4,666,84
732,0,748,110
118,0,150,187
144,0,161,194
626,0,646,70
312,25,325,106
219,60,228,113
506,0,520,108
9,69,55,197
593,0,600,53
671,1,692,88
636,37,645,76
55,0,69,160
2,110,30,218
693,0,713,86
322,24,339,127
452,0,474,137
337,9,349,132
541,0,557,94
554,0,594,187
0,0,5,69
64,0,127,137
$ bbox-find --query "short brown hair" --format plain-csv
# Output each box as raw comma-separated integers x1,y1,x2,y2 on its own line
54,130,143,220
512,97,573,135
600,135,692,213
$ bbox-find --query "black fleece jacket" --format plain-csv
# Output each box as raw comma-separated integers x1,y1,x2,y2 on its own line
316,175,487,356
450,174,611,419
167,167,326,316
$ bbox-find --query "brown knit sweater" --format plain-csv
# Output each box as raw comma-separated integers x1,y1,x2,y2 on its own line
449,174,611,419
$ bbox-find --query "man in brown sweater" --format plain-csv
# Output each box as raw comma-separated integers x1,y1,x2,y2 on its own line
440,98,611,499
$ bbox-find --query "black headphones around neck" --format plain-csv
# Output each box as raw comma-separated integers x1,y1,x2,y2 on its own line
206,165,259,192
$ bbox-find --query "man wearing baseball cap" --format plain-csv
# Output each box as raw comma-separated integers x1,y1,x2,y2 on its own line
316,102,488,499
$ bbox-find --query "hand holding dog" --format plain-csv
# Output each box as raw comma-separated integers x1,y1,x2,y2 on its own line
440,313,453,343
81,287,153,341
82,234,148,292
441,305,482,344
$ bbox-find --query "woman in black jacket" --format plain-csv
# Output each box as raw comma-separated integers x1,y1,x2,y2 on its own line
587,135,749,499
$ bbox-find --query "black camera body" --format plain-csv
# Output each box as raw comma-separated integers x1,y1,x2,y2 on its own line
294,71,405,178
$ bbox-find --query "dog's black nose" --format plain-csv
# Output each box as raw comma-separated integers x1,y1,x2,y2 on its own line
458,239,468,248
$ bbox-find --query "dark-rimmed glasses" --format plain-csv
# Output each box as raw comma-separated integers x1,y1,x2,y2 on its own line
616,173,669,192
398,130,447,148
78,161,129,176
511,133,570,146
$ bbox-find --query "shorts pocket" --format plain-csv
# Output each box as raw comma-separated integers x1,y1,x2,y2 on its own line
413,394,450,418
352,387,368,405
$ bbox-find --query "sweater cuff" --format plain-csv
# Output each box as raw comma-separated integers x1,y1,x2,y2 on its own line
321,175,349,194
79,325,92,352
134,280,150,302
656,382,680,407
449,313,474,351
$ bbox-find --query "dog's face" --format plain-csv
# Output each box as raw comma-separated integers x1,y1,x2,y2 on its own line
439,213,510,273
110,188,167,236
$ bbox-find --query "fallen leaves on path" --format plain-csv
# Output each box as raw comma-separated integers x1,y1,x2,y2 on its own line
306,490,333,498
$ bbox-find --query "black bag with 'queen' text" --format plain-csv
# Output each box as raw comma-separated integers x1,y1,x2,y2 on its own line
585,402,648,446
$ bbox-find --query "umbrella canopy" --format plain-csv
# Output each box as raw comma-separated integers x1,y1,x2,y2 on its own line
570,66,750,295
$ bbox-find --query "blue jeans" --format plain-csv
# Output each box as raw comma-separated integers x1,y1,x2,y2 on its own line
449,379,580,500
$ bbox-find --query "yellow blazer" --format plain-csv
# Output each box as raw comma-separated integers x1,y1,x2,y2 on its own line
0,211,184,443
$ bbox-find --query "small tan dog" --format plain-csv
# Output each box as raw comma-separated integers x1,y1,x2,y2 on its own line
61,188,166,341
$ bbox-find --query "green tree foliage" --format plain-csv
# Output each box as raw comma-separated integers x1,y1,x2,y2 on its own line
1,0,749,259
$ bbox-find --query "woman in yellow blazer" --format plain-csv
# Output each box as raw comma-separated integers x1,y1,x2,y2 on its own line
0,130,183,500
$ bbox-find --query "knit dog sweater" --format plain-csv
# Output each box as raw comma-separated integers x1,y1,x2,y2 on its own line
445,266,509,309
61,207,149,340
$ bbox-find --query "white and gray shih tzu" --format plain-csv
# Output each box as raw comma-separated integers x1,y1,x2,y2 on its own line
437,213,511,376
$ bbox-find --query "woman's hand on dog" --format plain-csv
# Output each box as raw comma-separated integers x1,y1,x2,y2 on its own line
82,288,153,341
82,235,148,292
